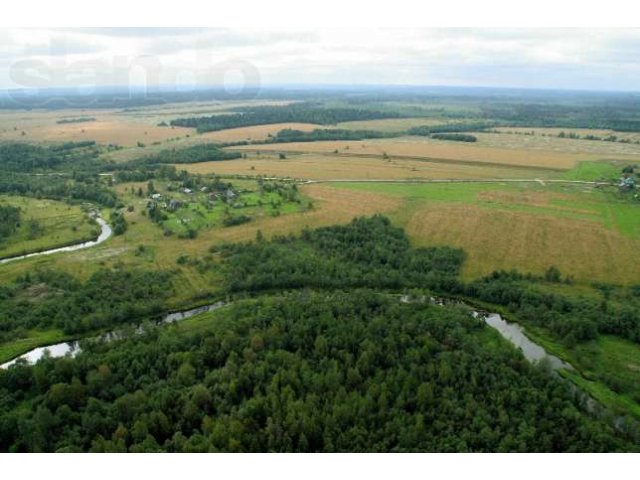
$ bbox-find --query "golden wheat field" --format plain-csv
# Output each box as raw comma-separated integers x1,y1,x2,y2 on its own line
228,137,586,170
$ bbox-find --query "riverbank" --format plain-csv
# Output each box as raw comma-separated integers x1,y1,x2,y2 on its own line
0,214,112,265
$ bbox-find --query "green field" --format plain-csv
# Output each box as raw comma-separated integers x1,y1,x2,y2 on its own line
0,195,98,259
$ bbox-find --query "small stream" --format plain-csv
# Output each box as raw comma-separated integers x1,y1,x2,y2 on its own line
0,214,112,265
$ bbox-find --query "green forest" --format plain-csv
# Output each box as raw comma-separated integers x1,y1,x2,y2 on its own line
0,290,632,452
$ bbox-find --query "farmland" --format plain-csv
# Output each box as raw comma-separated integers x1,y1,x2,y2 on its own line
179,151,553,180
299,181,640,285
2,89,640,450
228,138,586,170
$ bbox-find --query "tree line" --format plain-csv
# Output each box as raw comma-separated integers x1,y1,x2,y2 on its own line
169,103,405,133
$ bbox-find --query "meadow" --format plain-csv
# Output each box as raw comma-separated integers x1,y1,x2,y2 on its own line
0,195,98,259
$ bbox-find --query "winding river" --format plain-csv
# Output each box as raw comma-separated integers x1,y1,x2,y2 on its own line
0,297,569,371
0,301,227,369
0,214,112,265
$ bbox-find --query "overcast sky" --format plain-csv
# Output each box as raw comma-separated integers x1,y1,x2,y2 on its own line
1,28,639,92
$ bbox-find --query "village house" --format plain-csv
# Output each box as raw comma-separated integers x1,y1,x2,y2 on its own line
225,188,237,202
168,199,183,210
619,175,636,191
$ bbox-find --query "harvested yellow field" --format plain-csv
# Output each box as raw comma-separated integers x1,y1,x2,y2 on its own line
474,132,640,157
200,123,322,142
0,99,299,148
0,111,195,147
494,127,640,143
180,152,549,180
404,203,640,284
229,138,584,170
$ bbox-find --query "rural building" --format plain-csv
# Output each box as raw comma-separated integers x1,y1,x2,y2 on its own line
619,176,636,190
225,189,237,201
169,199,183,210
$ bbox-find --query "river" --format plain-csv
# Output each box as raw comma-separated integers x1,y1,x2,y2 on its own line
1,297,567,371
0,214,112,265
0,301,227,369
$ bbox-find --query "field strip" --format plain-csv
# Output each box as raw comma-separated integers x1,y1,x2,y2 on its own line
212,173,613,187
226,148,571,171
305,178,613,186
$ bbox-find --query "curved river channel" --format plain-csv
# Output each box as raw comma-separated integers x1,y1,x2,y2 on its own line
1,298,570,371
0,214,112,265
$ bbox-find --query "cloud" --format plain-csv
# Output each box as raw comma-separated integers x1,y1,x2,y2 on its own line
0,28,639,91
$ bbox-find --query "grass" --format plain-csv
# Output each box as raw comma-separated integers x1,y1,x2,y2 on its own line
514,298,640,420
561,161,620,181
0,195,98,259
460,295,640,421
561,370,640,420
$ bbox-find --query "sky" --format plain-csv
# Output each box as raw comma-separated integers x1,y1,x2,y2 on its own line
1,28,639,93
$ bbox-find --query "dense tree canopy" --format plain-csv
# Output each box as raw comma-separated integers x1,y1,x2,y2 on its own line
0,142,99,173
218,215,465,293
0,290,632,452
0,269,172,342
